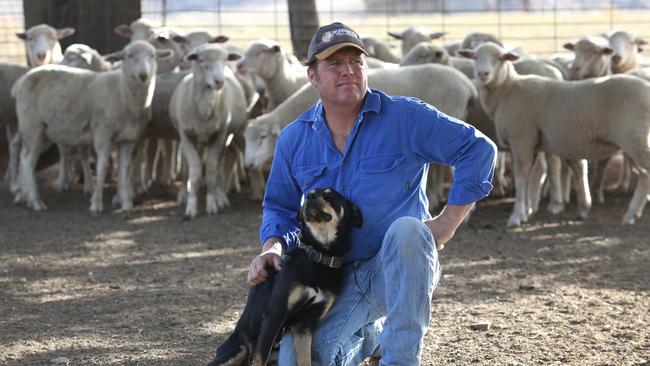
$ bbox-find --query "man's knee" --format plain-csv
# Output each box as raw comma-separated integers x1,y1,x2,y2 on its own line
385,216,434,246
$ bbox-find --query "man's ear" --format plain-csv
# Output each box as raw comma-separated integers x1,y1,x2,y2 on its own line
350,204,363,228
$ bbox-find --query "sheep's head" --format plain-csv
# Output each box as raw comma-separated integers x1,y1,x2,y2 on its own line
185,44,240,90
145,28,185,73
237,40,284,79
106,40,172,84
387,26,446,56
400,43,449,67
458,42,518,86
607,30,647,73
60,44,99,70
16,24,75,66
461,32,503,51
173,30,229,56
244,117,281,169
114,17,156,41
563,36,612,80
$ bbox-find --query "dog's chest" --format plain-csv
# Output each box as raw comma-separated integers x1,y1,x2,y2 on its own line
287,284,335,320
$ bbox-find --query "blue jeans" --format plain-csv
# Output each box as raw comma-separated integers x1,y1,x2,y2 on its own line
278,216,442,365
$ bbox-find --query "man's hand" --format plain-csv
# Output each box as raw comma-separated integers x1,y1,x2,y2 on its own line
425,203,474,251
247,239,283,285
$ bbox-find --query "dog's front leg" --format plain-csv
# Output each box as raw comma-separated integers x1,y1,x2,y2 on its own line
253,286,290,366
292,329,313,366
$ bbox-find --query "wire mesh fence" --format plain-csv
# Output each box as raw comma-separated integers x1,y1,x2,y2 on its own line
2,0,650,65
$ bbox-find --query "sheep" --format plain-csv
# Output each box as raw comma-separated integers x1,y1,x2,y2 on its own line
399,42,475,79
60,43,113,72
244,63,477,208
563,36,612,80
0,63,28,179
361,36,401,63
12,40,172,213
607,30,649,74
387,26,447,56
169,44,247,219
236,39,308,110
458,42,650,226
16,24,75,67
114,17,157,41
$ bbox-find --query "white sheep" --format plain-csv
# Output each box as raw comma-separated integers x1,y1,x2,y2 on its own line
606,30,649,74
244,63,477,208
114,17,157,41
387,26,447,56
169,44,247,218
16,24,75,66
13,40,172,213
563,36,612,80
0,63,28,180
236,39,308,110
361,36,401,63
60,43,113,72
399,43,475,79
459,42,650,226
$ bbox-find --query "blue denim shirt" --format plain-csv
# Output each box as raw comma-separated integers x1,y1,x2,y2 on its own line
260,88,497,263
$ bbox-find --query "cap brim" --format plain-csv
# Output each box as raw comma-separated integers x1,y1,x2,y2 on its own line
315,43,368,61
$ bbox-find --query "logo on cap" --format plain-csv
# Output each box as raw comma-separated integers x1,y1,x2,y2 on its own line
322,31,333,43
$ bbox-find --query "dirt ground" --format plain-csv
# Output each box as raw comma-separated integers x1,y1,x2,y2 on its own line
1,169,649,366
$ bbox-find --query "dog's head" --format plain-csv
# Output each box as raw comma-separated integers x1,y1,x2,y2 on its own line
298,188,363,256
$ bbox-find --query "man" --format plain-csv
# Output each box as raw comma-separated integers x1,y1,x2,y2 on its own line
248,22,497,365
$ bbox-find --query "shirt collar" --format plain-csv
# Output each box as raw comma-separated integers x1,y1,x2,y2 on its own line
296,88,382,127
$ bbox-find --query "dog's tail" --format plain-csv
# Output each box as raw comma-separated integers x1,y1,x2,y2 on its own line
207,332,249,366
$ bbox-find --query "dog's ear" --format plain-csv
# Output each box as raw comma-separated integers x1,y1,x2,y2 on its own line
350,204,363,228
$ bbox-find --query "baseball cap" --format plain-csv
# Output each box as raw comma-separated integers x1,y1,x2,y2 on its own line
306,22,368,65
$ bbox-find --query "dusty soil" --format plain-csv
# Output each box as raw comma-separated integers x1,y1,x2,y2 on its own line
1,170,649,366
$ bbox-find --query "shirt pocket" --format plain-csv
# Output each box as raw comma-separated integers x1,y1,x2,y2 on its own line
359,153,405,204
292,164,327,193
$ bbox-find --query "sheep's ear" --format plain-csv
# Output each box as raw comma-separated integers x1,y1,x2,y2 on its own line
104,50,125,62
79,51,94,65
114,24,132,38
434,50,443,59
270,45,281,54
212,35,229,43
387,31,402,40
638,47,645,53
227,53,242,61
184,52,198,62
57,28,75,40
563,42,575,51
602,47,613,55
430,31,447,40
457,49,476,59
172,35,188,44
156,49,174,60
636,38,648,46
16,32,26,40
501,53,519,62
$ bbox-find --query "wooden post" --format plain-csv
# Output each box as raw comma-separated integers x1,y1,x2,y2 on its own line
287,0,319,61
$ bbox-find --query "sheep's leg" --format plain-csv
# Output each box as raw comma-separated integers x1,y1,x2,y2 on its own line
8,133,22,195
90,141,111,214
546,154,565,214
4,124,15,181
619,153,636,193
180,138,202,219
18,141,48,211
80,146,95,194
508,149,535,227
562,159,573,204
622,171,650,225
427,164,444,212
248,167,266,201
492,151,508,197
117,143,136,213
206,140,229,214
528,152,547,215
565,158,591,219
588,158,607,204
55,144,70,192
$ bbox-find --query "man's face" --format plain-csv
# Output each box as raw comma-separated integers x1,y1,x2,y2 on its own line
308,48,368,109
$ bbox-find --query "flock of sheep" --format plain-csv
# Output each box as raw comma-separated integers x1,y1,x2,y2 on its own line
1,18,649,227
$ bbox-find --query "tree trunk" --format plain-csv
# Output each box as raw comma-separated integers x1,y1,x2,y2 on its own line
287,0,319,61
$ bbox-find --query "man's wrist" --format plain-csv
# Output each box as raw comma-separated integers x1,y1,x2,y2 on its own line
262,237,284,256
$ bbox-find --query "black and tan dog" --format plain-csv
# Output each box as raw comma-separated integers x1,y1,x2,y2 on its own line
208,188,363,366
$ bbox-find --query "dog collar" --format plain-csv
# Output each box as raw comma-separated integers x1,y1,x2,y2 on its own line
297,241,343,269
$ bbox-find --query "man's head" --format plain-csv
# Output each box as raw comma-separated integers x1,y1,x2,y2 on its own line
307,22,369,109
